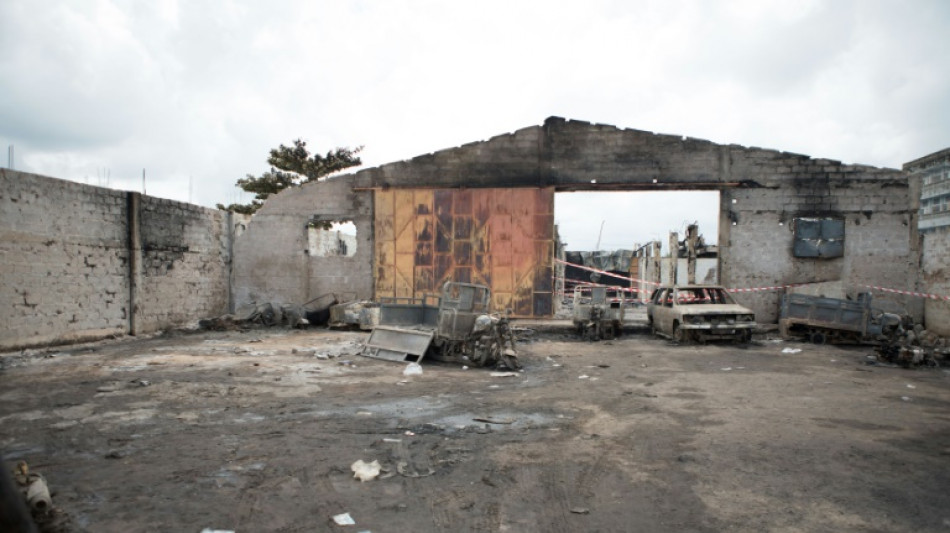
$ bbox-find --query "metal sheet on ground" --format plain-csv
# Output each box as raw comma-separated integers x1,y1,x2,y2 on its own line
361,326,435,362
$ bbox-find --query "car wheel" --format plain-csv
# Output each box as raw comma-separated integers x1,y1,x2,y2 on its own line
672,322,688,344
809,331,826,345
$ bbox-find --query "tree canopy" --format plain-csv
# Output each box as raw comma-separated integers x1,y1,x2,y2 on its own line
217,140,362,215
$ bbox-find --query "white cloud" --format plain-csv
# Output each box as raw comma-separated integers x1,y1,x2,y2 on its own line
1,0,948,248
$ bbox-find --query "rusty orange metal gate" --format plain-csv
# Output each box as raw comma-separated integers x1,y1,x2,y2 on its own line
374,188,555,317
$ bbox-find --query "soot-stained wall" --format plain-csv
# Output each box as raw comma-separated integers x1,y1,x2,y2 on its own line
233,117,920,323
230,177,375,308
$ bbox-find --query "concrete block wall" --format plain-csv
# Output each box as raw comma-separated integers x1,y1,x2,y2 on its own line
921,226,950,335
0,169,233,350
136,196,232,333
719,151,919,323
231,177,374,309
230,117,921,324
1,170,130,348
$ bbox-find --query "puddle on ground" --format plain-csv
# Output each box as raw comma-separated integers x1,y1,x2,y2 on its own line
434,412,558,430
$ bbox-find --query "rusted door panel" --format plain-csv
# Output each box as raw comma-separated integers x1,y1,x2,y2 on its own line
513,286,533,316
454,241,473,266
534,293,552,316
415,190,433,215
394,190,415,251
494,292,513,313
534,214,554,240
374,191,395,296
492,239,512,262
453,189,472,215
395,252,414,298
455,267,472,283
374,187,554,317
414,216,434,243
493,265,513,292
414,266,434,293
454,217,473,239
415,241,433,266
473,191,492,225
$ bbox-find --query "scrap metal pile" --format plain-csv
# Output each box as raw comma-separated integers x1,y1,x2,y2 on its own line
361,282,520,370
873,325,950,368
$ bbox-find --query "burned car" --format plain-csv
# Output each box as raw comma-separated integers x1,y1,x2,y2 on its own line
647,285,756,343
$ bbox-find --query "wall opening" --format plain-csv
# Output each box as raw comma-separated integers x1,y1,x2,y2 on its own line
307,218,357,257
554,190,720,306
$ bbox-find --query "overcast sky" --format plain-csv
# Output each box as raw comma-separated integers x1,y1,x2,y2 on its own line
2,0,948,250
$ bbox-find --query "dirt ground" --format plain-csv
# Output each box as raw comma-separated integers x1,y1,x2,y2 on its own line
2,321,950,533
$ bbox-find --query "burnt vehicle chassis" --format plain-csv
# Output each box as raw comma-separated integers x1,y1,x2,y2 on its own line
778,292,903,345
571,286,625,341
362,282,519,369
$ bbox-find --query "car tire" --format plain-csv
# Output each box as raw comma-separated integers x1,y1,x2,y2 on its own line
673,322,688,344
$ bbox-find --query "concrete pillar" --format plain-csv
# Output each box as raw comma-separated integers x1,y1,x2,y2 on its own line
686,224,698,284
668,232,678,285
126,192,141,335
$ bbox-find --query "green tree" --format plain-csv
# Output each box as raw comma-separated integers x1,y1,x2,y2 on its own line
218,140,362,215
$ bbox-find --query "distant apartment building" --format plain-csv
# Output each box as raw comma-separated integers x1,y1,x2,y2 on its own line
906,147,950,232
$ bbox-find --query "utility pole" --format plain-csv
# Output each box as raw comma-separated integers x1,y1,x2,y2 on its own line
595,220,606,251
142,169,146,195
7,145,13,170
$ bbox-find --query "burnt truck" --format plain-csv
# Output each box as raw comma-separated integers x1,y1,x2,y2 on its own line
361,282,520,369
778,292,903,344
572,286,625,340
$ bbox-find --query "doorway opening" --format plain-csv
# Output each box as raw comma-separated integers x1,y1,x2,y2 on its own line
553,190,720,310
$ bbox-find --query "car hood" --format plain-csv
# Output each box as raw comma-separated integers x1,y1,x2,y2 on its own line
678,304,754,315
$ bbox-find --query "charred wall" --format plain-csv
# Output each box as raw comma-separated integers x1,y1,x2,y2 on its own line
719,152,919,323
231,177,374,309
233,117,920,322
135,196,233,333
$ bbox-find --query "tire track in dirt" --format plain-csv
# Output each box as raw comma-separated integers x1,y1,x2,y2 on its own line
538,464,573,533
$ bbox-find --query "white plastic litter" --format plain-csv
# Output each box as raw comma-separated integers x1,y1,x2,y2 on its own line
490,372,519,377
201,529,235,533
781,348,802,354
351,459,381,482
403,362,423,376
333,512,356,525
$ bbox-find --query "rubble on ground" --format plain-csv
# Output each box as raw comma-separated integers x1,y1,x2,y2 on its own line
873,324,950,368
329,300,380,330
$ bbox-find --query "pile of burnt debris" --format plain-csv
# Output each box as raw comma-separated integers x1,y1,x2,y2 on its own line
873,325,950,368
198,302,317,330
198,294,378,332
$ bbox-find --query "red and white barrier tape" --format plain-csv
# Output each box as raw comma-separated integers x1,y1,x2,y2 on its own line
553,257,950,302
862,285,950,301
554,258,658,286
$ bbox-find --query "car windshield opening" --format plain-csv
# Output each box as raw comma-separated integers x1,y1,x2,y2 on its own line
677,288,732,304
